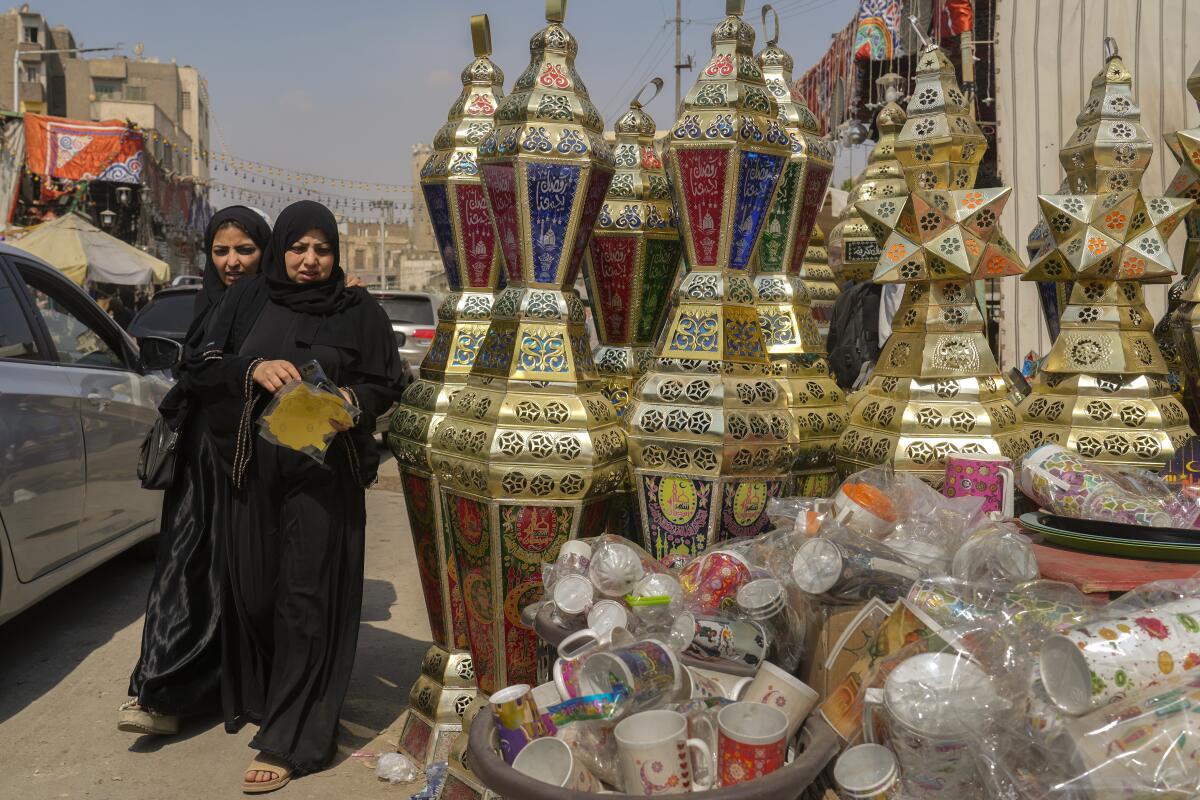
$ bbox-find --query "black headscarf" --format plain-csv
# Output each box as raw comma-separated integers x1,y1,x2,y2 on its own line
261,200,360,315
194,205,271,325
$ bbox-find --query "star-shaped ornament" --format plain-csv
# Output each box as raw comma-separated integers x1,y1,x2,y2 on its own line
1025,188,1193,282
855,187,1024,283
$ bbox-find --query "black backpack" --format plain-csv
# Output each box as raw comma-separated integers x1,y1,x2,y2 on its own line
826,281,881,390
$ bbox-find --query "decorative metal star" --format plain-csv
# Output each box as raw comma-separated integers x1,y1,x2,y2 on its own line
1024,187,1193,282
855,186,1025,283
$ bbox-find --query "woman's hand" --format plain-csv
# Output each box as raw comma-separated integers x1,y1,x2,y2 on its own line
329,387,355,431
345,274,365,288
252,359,301,393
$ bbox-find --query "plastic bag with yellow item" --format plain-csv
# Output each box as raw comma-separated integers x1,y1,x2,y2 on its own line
257,379,359,464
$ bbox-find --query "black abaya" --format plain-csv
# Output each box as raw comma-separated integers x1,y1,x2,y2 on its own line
189,201,404,775
127,206,270,715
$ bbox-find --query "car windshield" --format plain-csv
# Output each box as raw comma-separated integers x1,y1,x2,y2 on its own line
133,292,195,334
379,297,434,325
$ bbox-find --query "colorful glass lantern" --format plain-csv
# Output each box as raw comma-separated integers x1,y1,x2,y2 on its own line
583,79,682,535
433,0,626,694
836,44,1031,486
828,102,907,284
627,0,794,560
750,10,846,497
388,14,500,764
1020,43,1194,468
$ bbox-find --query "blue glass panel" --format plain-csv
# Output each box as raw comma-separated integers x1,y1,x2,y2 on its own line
422,183,461,290
729,151,784,269
527,162,581,284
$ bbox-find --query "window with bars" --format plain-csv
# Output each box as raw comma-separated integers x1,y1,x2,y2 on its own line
182,91,191,110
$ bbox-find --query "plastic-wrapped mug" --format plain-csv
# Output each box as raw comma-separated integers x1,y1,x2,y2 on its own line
578,639,683,712
862,652,995,799
552,626,635,699
737,661,819,741
943,454,1014,519
1039,597,1200,715
833,481,898,538
679,550,753,614
588,599,630,637
833,743,901,799
1050,675,1200,797
511,735,600,791
792,536,921,600
685,616,768,669
716,702,789,786
490,683,543,765
614,709,713,795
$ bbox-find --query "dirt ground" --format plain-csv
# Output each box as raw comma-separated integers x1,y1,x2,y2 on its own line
0,459,432,799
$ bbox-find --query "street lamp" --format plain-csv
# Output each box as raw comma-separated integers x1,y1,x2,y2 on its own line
99,208,115,228
12,44,122,112
115,186,132,206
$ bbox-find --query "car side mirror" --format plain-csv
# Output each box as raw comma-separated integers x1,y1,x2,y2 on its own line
394,331,407,347
139,336,183,372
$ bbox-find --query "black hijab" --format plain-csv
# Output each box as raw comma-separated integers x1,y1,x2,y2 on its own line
261,200,360,315
194,205,271,324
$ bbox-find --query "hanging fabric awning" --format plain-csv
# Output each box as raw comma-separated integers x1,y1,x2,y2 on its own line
23,113,145,184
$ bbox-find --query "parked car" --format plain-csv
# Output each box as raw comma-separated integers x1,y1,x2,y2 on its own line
371,290,437,379
0,246,178,625
127,284,201,346
170,275,203,288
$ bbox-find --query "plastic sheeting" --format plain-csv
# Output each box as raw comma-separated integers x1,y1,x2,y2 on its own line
993,0,1200,367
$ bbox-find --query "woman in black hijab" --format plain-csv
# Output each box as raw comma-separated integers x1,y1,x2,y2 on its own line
121,206,271,736
187,200,404,792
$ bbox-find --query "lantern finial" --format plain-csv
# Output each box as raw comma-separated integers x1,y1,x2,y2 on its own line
470,14,491,58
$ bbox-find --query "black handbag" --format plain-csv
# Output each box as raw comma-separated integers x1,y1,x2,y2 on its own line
138,414,180,490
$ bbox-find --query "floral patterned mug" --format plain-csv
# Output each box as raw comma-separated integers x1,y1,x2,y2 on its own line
716,702,789,786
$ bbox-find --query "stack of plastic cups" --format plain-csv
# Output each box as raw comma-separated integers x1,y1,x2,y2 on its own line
736,578,801,672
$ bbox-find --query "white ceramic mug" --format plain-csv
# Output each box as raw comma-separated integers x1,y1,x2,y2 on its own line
737,661,819,740
511,735,600,791
833,743,900,799
614,709,713,795
716,702,789,786
686,666,752,701
862,653,994,799
553,626,636,699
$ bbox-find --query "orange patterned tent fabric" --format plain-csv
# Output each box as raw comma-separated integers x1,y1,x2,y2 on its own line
24,113,144,184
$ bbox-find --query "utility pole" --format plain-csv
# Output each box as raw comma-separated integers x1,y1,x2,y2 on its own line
370,199,395,289
673,0,692,113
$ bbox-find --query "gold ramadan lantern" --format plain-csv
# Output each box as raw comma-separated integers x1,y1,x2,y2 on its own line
433,0,626,694
750,9,846,497
836,44,1031,486
1023,43,1194,468
798,224,838,338
387,15,498,765
1166,57,1200,422
627,0,794,559
583,79,682,534
828,102,908,284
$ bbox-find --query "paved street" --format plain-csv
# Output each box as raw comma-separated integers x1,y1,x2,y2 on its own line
0,459,431,799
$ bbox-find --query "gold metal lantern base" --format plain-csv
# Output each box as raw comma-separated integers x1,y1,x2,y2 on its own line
769,355,845,496
396,646,479,768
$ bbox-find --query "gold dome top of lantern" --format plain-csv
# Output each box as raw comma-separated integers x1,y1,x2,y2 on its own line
754,4,835,277
1058,52,1153,196
419,14,505,294
828,101,907,282
894,44,986,192
1026,46,1193,285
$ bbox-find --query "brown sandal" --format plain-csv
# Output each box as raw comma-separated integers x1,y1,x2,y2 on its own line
242,753,293,794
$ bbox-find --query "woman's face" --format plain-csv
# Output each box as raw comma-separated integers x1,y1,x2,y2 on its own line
284,229,336,284
211,225,262,286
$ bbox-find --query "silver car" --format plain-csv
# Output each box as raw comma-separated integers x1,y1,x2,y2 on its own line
0,246,176,625
370,291,438,378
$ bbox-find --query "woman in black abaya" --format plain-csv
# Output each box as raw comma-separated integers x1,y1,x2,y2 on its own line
121,206,271,736
189,200,404,793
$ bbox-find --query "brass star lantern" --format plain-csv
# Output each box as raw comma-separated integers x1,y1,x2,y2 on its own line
1022,42,1194,468
837,44,1031,486
627,0,794,559
387,14,499,765
828,102,908,284
751,5,846,497
433,0,626,695
583,78,682,533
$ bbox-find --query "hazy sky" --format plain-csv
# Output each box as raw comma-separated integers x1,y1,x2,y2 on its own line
30,0,859,215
